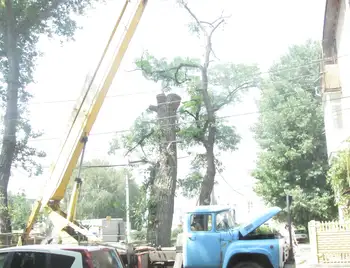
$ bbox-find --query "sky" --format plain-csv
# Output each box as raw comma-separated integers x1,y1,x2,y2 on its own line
8,0,326,221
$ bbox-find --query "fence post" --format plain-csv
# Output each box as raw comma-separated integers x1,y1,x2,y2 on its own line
308,220,319,264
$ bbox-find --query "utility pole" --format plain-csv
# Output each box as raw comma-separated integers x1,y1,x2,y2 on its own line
125,173,131,243
286,194,295,265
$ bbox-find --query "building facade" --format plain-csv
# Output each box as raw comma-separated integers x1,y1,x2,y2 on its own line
322,0,350,220
322,0,350,159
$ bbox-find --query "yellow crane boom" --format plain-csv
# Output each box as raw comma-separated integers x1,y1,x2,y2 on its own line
19,0,148,245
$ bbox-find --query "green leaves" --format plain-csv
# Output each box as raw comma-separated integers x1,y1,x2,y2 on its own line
64,159,143,229
0,0,103,183
109,111,160,162
327,149,350,217
252,40,337,227
131,51,261,198
8,192,32,231
135,52,201,88
178,170,203,198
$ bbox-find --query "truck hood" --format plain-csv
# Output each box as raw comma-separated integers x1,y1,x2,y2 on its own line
238,206,281,237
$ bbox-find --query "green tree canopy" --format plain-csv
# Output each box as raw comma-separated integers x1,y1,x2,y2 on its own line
64,159,142,230
252,40,338,228
131,53,259,201
327,149,350,218
0,0,103,232
8,191,32,231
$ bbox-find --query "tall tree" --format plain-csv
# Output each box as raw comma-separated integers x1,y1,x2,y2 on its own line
8,191,32,231
327,149,350,218
110,92,181,246
133,0,259,205
0,0,101,232
252,40,338,228
63,159,141,229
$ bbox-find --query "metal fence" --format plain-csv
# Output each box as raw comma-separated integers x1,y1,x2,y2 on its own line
0,233,45,248
309,220,350,264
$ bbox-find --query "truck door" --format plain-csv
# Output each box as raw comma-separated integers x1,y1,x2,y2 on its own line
184,213,221,268
215,210,236,261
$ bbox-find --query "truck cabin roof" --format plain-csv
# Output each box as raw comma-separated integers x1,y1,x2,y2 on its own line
185,205,231,214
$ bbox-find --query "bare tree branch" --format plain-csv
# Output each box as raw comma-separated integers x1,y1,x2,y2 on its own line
213,82,254,112
174,63,202,84
124,129,155,157
181,1,206,33
208,19,225,39
210,12,231,25
179,1,230,64
183,110,197,121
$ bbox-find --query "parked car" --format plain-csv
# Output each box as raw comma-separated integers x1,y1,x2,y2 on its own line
0,245,82,268
0,244,124,268
295,229,308,243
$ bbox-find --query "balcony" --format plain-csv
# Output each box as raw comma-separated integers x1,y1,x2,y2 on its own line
322,63,341,93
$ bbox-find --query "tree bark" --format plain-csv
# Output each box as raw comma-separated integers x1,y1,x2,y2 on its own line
146,162,158,244
0,0,19,233
198,36,216,205
148,93,181,246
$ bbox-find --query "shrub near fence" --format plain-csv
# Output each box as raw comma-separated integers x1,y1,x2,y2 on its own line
309,220,350,264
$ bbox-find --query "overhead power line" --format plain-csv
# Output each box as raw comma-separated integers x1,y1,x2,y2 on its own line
215,167,245,197
15,93,350,143
25,53,348,106
19,155,190,171
0,54,346,143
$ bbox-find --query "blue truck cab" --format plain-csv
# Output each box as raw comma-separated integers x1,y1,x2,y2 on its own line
182,205,291,268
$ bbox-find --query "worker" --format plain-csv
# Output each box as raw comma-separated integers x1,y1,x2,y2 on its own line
191,215,204,231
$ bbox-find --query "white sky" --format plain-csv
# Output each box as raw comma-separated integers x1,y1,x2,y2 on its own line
8,0,326,216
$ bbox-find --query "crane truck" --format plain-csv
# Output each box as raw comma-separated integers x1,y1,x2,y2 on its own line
18,0,295,267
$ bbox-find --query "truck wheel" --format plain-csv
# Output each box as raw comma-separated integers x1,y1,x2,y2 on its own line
232,262,264,268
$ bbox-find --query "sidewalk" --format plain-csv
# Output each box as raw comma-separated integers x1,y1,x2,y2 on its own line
295,244,350,268
295,243,311,268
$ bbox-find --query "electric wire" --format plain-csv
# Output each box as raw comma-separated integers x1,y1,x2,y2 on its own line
25,53,348,106
8,53,349,199
14,93,350,143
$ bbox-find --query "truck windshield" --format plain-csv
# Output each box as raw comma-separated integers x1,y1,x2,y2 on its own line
216,210,236,231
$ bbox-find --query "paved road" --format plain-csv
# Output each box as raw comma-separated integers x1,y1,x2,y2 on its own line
295,243,311,268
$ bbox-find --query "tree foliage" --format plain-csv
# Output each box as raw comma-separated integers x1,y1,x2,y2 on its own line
130,1,260,204
0,0,102,232
0,191,47,231
252,40,338,228
64,159,142,230
327,149,350,218
8,191,32,231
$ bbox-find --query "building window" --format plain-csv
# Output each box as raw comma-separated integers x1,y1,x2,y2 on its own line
330,92,343,129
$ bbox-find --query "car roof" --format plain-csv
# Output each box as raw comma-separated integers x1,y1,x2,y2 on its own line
0,244,115,253
184,205,231,213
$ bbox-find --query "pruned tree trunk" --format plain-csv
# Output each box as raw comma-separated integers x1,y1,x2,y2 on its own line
147,92,181,246
146,162,159,244
0,0,19,233
199,143,216,205
198,37,216,205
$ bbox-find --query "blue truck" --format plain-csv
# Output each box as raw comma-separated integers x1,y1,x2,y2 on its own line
181,205,293,268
